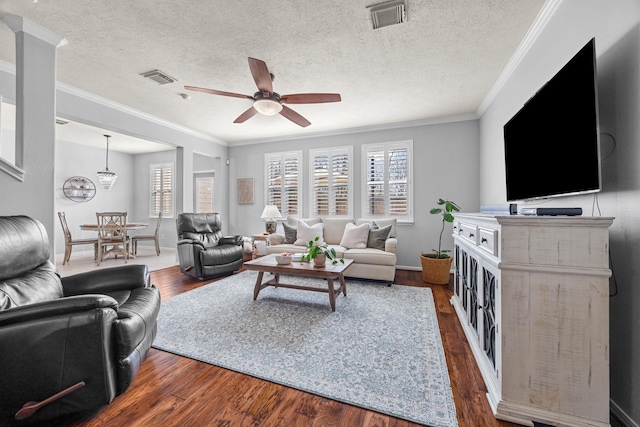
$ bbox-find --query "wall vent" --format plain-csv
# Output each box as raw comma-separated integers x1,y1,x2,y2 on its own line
140,69,177,85
367,0,406,29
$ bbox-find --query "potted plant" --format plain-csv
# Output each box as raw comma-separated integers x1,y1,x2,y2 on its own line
420,198,460,284
301,236,345,268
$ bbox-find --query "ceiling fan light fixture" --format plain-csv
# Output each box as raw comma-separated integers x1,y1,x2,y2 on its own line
253,98,283,116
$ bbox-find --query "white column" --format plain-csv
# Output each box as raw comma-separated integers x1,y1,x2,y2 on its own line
3,15,67,257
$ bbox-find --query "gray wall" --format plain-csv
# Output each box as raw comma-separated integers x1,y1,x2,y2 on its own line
477,0,640,423
228,119,480,269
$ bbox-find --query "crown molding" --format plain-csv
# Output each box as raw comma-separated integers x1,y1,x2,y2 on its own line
0,58,227,147
231,113,479,146
3,14,67,48
56,82,228,147
476,0,563,116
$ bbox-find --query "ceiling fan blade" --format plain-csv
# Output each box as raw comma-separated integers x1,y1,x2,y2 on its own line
184,86,253,100
248,58,273,94
279,105,311,127
233,106,258,123
280,93,342,104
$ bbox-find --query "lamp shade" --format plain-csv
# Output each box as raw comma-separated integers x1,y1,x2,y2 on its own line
261,205,282,220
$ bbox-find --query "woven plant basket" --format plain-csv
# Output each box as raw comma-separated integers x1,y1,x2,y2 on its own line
419,254,453,285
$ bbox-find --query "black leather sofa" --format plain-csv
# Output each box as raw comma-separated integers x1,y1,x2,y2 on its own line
0,216,161,425
176,212,244,280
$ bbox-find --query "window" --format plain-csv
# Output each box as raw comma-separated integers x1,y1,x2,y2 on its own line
309,146,352,217
150,163,173,217
362,140,413,222
265,151,301,217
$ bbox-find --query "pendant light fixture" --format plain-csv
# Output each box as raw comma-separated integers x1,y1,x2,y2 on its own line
97,134,117,190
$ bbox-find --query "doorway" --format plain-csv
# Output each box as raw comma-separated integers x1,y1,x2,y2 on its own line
194,172,214,213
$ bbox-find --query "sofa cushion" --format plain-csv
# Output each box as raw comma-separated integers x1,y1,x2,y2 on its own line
286,217,322,227
266,244,305,255
356,218,397,238
367,223,392,250
282,222,297,244
322,218,355,245
340,222,370,249
343,248,397,266
294,222,324,246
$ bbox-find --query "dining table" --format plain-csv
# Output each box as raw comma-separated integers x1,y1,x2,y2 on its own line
80,222,148,259
79,222,148,232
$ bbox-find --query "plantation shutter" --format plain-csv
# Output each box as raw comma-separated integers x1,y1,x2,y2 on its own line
313,152,330,215
265,151,301,217
150,163,173,217
310,147,352,217
388,147,408,216
365,148,386,216
363,141,412,221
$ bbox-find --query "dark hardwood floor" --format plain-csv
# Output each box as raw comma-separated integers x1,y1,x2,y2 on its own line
50,267,519,427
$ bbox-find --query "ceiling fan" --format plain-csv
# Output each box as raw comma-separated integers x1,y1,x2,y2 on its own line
185,57,341,128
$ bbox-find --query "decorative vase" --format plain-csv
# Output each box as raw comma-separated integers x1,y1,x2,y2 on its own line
419,253,453,285
313,254,326,268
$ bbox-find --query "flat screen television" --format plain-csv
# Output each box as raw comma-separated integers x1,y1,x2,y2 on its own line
503,38,601,202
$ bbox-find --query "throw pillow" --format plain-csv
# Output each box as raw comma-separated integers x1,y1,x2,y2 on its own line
294,221,324,246
339,222,370,249
282,222,297,244
367,222,392,250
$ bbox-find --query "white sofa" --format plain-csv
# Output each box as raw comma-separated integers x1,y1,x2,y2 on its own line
266,217,397,283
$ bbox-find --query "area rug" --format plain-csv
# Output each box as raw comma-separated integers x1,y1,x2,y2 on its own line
152,271,458,427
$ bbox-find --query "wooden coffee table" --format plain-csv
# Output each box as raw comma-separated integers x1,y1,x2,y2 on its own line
243,254,354,311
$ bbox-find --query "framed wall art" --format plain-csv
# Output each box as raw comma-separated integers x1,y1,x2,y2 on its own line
237,178,254,204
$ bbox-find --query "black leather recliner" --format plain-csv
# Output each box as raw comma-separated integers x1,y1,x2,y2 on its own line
0,216,161,425
176,212,244,280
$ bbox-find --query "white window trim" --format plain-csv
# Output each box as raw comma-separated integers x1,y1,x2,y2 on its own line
361,140,413,223
308,146,353,218
264,150,302,218
149,162,174,218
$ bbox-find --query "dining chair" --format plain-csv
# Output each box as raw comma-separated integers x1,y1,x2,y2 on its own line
131,212,162,256
96,212,130,266
57,212,99,265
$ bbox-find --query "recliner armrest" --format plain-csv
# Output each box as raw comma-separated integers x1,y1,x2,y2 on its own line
0,300,120,421
0,294,118,327
219,235,243,246
61,265,150,296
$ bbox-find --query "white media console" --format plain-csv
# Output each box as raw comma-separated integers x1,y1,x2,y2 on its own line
451,213,613,427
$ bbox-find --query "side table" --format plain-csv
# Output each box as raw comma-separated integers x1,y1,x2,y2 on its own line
252,234,270,258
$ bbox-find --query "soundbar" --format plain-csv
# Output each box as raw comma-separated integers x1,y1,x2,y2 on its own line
519,207,583,216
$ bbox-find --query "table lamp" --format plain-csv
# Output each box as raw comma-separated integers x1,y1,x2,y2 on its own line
261,205,282,234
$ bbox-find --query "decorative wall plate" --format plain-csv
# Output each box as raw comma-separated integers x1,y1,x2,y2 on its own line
63,176,96,202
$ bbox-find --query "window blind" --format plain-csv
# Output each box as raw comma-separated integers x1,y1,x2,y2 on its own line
150,163,173,217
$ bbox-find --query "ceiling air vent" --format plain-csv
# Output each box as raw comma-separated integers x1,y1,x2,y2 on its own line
367,0,406,30
140,69,177,85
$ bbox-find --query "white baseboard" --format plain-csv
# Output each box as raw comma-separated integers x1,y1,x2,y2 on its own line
611,399,639,427
396,265,421,271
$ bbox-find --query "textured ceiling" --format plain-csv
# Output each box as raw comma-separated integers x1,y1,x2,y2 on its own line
0,0,545,148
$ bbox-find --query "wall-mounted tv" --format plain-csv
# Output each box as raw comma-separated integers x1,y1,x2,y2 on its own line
503,38,601,202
